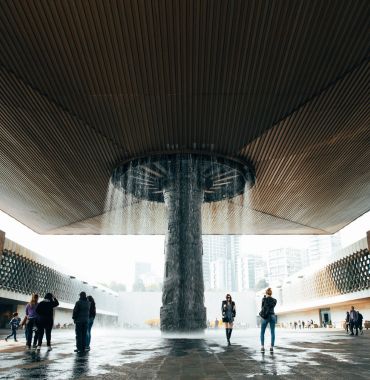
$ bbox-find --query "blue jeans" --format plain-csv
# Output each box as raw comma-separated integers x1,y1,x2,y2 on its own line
260,315,276,347
26,318,38,347
6,327,17,341
86,318,94,348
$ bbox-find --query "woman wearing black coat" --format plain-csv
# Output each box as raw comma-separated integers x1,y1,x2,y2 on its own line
35,293,59,350
221,294,236,345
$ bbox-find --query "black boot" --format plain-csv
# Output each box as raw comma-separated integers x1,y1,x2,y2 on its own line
229,329,233,340
225,328,230,342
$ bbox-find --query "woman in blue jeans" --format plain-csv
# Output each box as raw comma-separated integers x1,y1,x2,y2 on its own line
260,288,277,353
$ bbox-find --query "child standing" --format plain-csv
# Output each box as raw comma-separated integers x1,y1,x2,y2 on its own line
5,312,21,342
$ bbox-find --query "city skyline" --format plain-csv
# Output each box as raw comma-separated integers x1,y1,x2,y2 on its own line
0,210,369,290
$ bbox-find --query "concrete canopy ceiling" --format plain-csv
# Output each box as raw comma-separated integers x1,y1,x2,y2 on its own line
0,0,369,235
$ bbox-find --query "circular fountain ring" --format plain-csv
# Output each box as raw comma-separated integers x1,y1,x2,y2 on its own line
111,153,255,203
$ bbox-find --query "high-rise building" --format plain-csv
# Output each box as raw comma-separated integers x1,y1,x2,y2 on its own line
267,247,304,284
202,235,240,291
305,235,341,266
238,254,268,290
134,262,151,282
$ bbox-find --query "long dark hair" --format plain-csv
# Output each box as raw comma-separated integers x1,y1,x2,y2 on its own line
225,294,232,303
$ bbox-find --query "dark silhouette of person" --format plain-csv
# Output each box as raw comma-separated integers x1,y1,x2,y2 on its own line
214,318,219,329
5,312,21,342
86,295,96,351
357,311,363,335
349,306,358,336
345,311,350,333
221,294,236,345
35,293,59,350
260,288,277,353
73,292,90,353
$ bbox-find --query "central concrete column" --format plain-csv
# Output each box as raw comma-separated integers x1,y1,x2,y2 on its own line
160,159,206,332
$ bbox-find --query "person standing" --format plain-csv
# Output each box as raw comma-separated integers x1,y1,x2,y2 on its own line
259,288,277,353
349,306,358,336
357,311,363,335
345,311,350,333
221,294,236,345
5,312,21,342
86,295,96,351
23,293,39,349
73,292,90,353
35,293,59,350
214,318,219,329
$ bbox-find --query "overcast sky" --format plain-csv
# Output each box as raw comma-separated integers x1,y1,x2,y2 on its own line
0,210,369,289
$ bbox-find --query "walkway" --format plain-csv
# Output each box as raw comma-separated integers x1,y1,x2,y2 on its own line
0,328,369,379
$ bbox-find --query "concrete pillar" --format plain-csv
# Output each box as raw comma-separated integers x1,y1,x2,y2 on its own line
367,231,370,250
160,159,206,332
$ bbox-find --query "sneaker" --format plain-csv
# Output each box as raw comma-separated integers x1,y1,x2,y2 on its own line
74,349,81,353
14,339,18,342
32,345,37,350
261,347,265,353
36,346,41,351
270,347,274,353
47,346,52,351
26,345,31,350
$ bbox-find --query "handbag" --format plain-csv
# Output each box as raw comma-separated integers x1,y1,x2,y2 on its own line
259,303,270,319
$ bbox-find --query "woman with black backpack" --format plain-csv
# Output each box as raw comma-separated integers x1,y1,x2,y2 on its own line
221,294,236,345
259,287,277,353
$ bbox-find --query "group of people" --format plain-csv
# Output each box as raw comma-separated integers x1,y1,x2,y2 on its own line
345,306,364,336
221,287,277,353
290,320,315,329
4,291,96,353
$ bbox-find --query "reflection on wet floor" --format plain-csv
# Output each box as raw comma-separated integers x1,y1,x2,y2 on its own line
1,328,370,379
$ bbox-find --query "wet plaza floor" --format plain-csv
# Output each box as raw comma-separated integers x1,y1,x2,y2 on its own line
1,328,369,379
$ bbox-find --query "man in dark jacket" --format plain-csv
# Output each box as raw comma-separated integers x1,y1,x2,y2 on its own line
349,306,358,336
35,293,59,350
73,292,90,353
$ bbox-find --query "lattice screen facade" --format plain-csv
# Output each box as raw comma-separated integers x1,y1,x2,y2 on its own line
0,248,117,314
281,249,370,306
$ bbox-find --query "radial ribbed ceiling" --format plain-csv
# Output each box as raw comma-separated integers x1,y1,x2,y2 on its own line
0,0,369,234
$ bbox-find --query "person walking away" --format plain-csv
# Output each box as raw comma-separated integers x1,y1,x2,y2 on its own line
259,288,277,353
5,312,21,342
221,294,236,345
345,311,350,333
357,311,363,335
349,306,358,336
35,293,59,350
302,321,305,329
22,293,39,349
215,318,219,329
294,321,297,329
73,292,90,353
86,295,96,351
